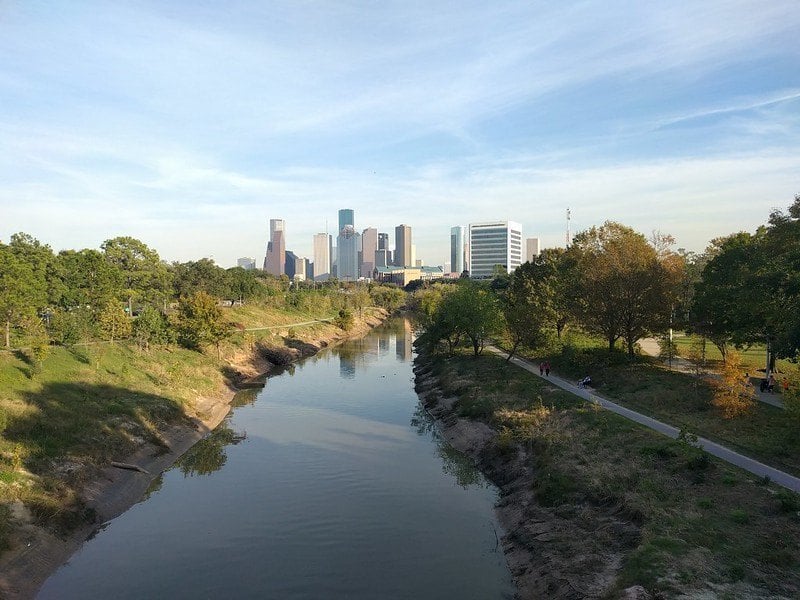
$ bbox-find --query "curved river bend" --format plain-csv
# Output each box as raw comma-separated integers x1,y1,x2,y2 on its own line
39,319,514,599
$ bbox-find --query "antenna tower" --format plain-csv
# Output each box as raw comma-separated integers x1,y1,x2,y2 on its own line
566,208,571,247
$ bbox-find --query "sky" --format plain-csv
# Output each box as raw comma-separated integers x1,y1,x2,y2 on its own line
1,1,799,268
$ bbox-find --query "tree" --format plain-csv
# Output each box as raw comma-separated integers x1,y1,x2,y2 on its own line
502,262,557,361
98,301,132,342
172,259,229,300
0,244,46,348
691,233,761,361
132,306,172,351
225,267,262,305
711,350,755,418
175,291,230,355
101,237,172,313
432,282,503,356
54,249,122,311
570,222,680,355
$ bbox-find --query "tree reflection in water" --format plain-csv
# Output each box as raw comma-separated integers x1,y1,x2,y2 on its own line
177,420,247,477
411,402,486,490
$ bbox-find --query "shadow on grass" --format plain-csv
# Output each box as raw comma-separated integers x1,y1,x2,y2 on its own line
6,382,187,471
3,382,188,534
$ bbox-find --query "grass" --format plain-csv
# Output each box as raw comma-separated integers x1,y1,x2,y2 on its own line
0,301,353,547
422,348,800,597
517,334,800,478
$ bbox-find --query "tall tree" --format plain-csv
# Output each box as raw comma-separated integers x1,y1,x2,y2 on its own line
570,222,680,355
101,237,172,313
54,248,122,311
0,243,47,348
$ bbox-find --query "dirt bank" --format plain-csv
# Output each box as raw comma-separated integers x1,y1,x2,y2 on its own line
0,310,388,600
412,357,645,600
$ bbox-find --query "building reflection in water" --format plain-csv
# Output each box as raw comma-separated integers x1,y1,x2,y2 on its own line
395,319,413,362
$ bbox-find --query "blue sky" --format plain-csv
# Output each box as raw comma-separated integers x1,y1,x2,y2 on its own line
1,1,798,267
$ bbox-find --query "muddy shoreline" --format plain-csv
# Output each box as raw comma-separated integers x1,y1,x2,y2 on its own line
412,356,646,600
0,311,387,600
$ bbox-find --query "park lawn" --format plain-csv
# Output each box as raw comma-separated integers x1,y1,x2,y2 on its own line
515,332,800,478
426,350,800,597
671,334,795,374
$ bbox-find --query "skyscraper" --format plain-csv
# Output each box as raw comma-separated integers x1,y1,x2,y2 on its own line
394,224,411,268
264,219,286,276
450,226,466,275
375,232,391,267
526,237,541,262
361,227,377,278
469,221,523,278
237,257,256,270
313,233,331,281
337,209,359,281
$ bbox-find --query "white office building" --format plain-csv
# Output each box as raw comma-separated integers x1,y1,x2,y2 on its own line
469,221,523,278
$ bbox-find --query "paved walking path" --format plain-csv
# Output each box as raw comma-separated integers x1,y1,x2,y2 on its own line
489,347,800,493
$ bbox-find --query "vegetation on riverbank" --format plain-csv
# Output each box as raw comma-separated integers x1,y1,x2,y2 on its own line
416,348,800,597
0,281,401,557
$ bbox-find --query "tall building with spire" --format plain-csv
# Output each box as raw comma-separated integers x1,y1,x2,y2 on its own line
264,218,286,276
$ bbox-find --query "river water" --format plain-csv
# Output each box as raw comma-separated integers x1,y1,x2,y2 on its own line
38,318,514,599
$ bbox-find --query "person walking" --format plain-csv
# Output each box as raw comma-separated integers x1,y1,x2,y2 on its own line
539,362,544,376
768,374,776,393
544,361,551,377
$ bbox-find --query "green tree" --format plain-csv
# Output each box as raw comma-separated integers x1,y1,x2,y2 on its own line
98,301,132,342
172,258,229,300
132,306,172,351
225,267,262,305
431,282,503,356
175,291,230,354
54,249,122,311
502,263,555,361
570,222,680,355
691,233,761,361
101,236,172,313
0,244,46,348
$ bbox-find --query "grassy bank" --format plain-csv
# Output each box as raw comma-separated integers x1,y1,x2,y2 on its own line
519,334,800,479
420,349,800,597
0,301,376,554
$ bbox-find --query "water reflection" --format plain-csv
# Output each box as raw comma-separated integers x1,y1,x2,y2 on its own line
176,421,247,477
411,403,487,490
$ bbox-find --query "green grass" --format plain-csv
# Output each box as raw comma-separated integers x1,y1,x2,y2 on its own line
423,349,800,597
518,334,800,478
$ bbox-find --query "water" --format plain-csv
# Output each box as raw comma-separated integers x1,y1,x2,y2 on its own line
38,319,514,599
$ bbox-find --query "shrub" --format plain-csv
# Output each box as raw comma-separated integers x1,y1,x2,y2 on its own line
334,309,354,331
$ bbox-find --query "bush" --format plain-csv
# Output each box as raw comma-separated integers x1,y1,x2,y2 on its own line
334,309,354,331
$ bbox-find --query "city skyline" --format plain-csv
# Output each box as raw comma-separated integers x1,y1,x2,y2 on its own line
1,3,799,266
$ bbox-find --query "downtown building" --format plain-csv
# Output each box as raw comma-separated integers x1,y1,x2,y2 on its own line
394,224,412,268
337,209,359,281
450,226,467,276
312,233,331,282
361,227,378,278
469,221,523,279
264,219,286,276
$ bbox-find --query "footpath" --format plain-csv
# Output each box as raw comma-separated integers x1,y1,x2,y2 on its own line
489,347,800,493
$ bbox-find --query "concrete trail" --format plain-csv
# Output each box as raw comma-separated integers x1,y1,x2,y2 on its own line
489,347,800,493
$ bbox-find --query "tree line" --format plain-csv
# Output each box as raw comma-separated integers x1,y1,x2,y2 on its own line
0,234,406,356
416,195,800,369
